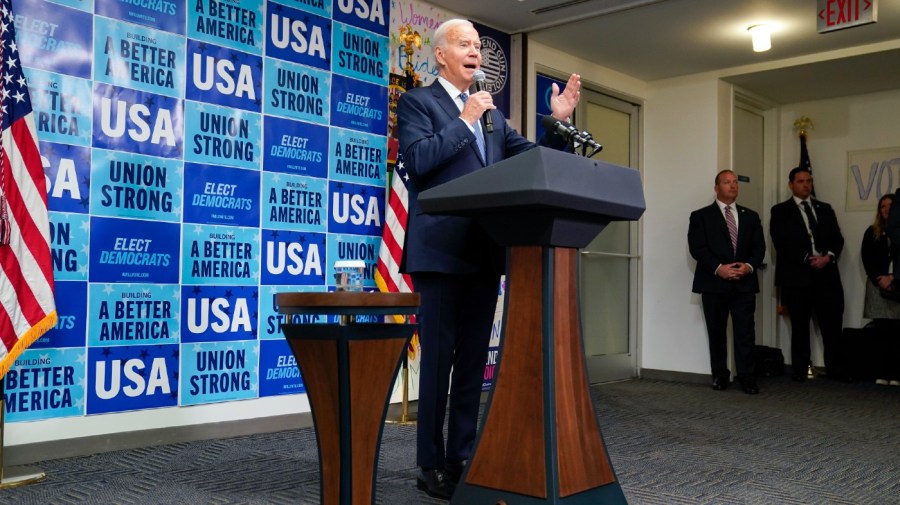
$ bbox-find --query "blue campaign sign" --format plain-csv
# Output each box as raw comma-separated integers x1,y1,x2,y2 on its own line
263,116,329,178
262,172,328,233
332,22,388,86
95,0,187,34
327,179,384,236
88,284,181,347
47,0,91,12
180,285,259,343
184,101,261,170
329,74,387,135
186,40,263,113
328,127,386,186
26,68,92,147
90,149,184,223
15,0,93,78
4,347,86,422
41,142,91,213
259,339,305,397
189,0,264,55
260,229,326,286
182,224,260,286
180,341,259,406
183,163,260,227
326,233,379,289
87,344,179,414
92,83,184,159
332,0,388,36
50,212,89,282
31,281,87,349
89,216,181,284
263,58,330,125
265,3,331,69
280,0,331,17
93,17,185,99
258,285,325,341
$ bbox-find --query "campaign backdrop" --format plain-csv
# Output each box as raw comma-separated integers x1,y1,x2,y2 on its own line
8,0,513,423
7,0,393,422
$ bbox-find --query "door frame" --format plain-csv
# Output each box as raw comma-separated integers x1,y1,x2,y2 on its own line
573,84,643,383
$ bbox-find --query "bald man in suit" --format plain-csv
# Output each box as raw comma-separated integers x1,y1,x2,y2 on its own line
689,170,766,394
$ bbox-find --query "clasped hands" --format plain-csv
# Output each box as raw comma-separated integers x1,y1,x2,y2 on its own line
716,262,751,281
807,254,832,270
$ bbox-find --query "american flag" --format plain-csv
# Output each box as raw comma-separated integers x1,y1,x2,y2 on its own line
799,131,816,197
375,156,415,323
0,0,57,378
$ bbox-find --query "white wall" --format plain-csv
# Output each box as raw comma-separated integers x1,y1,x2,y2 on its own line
641,75,727,374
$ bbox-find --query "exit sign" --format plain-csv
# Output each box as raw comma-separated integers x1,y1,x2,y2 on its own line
817,0,877,33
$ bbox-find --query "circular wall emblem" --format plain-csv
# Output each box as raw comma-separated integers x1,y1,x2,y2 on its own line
479,36,508,94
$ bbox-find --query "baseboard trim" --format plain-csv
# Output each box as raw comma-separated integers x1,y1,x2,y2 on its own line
4,412,315,466
640,368,709,384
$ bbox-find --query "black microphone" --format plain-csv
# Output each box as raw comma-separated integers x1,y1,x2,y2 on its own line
472,70,494,133
540,115,603,153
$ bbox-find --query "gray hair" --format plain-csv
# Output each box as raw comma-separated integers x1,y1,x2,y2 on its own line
432,18,475,55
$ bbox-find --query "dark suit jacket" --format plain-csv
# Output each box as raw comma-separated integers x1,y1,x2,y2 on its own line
861,225,891,285
770,197,844,288
688,202,765,294
396,81,568,274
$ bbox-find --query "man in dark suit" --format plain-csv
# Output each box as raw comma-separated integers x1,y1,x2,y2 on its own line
688,170,766,394
396,18,581,499
770,167,845,381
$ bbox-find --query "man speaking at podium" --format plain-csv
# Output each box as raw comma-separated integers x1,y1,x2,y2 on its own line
397,17,582,499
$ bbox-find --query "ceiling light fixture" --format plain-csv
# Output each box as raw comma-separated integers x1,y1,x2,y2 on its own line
748,24,771,52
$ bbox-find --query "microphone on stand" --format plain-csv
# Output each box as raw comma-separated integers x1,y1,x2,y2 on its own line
472,70,494,133
540,115,603,155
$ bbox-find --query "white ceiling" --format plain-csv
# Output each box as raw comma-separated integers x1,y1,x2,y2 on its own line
422,0,900,104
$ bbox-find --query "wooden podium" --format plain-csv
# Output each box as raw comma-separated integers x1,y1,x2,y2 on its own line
419,147,645,504
276,292,419,505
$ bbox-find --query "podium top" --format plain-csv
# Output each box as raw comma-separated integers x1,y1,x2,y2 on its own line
419,147,645,222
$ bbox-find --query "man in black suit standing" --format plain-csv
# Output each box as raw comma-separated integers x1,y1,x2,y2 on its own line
770,167,845,381
689,170,766,394
396,18,581,499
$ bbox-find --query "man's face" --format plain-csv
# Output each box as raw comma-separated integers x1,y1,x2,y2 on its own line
789,171,813,199
714,172,739,203
435,24,481,91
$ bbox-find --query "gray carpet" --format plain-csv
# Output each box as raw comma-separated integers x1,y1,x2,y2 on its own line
1,376,898,504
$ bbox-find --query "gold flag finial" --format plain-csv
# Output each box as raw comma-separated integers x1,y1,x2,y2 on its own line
793,116,814,137
398,24,422,77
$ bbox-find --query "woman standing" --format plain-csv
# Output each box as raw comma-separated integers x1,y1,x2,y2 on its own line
860,194,900,385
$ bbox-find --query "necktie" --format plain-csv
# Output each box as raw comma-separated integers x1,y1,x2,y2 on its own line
800,200,822,249
724,205,737,255
459,92,486,161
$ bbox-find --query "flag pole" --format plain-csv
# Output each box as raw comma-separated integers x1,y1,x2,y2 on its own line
0,379,46,488
386,322,416,425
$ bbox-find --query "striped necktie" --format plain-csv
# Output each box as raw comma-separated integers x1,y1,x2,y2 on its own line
459,92,486,161
724,205,737,254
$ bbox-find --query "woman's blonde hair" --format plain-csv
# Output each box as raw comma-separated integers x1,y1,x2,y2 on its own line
872,193,894,239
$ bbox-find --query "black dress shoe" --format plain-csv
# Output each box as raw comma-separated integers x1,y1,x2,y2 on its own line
444,460,466,484
738,377,759,395
711,376,729,391
417,468,456,499
792,373,807,382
